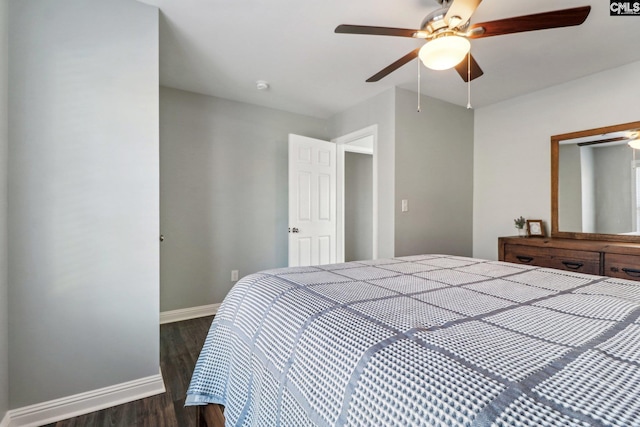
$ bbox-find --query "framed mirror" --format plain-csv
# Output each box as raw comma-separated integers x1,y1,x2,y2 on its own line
552,121,640,242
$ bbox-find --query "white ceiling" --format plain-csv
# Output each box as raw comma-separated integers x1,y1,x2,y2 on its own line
137,0,640,119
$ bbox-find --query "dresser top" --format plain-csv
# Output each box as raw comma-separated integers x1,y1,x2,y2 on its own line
499,236,640,255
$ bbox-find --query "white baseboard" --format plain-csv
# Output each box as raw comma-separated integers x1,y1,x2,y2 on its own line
160,303,220,324
6,371,165,427
0,412,9,427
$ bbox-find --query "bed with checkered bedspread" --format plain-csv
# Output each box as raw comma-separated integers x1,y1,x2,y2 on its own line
185,254,640,426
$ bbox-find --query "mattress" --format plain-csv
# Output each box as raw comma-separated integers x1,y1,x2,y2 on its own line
186,254,640,426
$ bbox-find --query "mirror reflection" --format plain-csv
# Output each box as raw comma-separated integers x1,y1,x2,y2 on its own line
558,127,640,235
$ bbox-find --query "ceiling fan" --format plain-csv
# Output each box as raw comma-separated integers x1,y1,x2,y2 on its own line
335,0,591,83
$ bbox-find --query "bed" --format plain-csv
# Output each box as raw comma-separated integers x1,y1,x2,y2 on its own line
186,254,640,426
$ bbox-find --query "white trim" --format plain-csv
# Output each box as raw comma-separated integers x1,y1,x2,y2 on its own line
0,413,10,427
159,303,220,325
333,125,379,263
342,144,373,155
632,159,640,231
6,371,165,427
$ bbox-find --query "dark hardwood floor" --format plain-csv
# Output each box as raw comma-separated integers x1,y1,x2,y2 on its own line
42,316,214,427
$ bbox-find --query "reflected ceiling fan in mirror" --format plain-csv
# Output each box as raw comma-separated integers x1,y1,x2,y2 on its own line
335,0,591,83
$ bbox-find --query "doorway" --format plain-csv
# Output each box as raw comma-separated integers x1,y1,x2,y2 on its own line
335,125,378,262
344,151,373,261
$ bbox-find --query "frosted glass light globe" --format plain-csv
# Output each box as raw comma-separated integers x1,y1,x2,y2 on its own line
419,36,471,70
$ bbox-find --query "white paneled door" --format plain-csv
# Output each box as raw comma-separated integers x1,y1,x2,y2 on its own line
288,134,337,267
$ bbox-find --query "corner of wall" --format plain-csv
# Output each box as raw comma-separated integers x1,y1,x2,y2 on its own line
0,0,9,420
7,0,159,410
326,87,396,258
393,89,474,257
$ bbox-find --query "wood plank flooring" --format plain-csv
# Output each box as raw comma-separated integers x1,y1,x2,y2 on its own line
42,316,214,427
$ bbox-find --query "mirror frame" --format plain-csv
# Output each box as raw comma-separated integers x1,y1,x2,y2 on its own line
551,120,640,242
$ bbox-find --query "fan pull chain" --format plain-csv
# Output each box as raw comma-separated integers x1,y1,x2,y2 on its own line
466,51,472,109
417,58,421,112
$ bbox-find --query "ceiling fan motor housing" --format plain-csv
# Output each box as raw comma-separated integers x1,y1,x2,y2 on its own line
421,7,469,36
421,8,448,34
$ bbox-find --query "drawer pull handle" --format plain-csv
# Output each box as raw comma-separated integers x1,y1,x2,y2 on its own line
562,261,584,270
622,268,640,277
516,256,534,263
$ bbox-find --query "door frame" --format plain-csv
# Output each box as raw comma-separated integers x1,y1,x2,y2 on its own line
334,125,378,262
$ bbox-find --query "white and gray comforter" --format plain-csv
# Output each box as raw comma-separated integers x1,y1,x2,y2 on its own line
186,254,640,426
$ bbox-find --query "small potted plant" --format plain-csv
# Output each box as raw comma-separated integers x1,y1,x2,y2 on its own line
514,216,526,237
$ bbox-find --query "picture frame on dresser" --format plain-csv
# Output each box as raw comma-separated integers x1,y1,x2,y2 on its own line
526,219,545,237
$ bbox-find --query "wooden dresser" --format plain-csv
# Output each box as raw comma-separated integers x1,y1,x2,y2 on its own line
498,236,640,281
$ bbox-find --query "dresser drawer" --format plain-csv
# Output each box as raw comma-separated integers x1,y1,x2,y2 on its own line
499,237,640,281
503,244,550,267
504,244,600,274
604,253,640,281
546,248,600,275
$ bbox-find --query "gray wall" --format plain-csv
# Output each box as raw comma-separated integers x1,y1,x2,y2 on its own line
558,143,582,232
328,89,395,258
394,88,474,257
345,152,373,261
8,0,159,407
328,87,473,259
580,147,596,232
473,60,640,260
159,87,328,311
569,145,633,234
0,0,8,420
594,144,633,233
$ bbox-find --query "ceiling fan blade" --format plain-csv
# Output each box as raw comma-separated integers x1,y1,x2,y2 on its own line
335,24,419,38
577,136,628,147
366,48,420,82
454,54,484,82
468,6,591,39
445,0,482,27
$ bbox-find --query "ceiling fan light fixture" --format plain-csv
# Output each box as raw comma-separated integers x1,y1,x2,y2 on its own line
628,133,640,149
419,35,470,70
447,15,463,29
